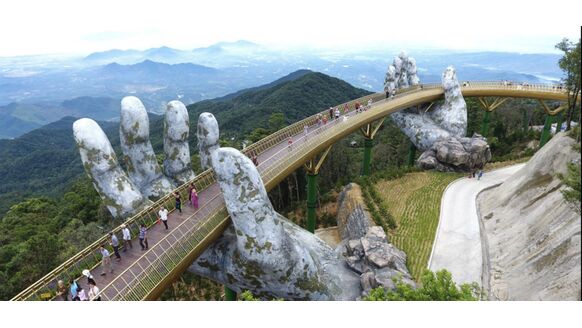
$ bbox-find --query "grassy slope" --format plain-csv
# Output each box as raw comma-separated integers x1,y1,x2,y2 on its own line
371,159,524,281
374,172,462,280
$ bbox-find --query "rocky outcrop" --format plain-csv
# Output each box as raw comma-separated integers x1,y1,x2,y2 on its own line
336,183,374,240
418,134,492,172
343,226,416,297
384,52,489,172
478,132,581,300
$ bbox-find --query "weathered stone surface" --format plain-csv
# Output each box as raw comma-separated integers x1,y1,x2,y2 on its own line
347,239,364,257
74,97,199,219
73,118,145,218
384,52,483,172
346,256,368,274
478,132,581,300
163,101,196,184
336,183,374,240
365,226,388,243
120,96,175,199
360,271,377,291
342,224,415,294
197,112,219,170
418,134,491,172
189,114,361,300
389,62,467,150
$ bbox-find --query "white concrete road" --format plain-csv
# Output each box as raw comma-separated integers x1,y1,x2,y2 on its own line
428,164,526,285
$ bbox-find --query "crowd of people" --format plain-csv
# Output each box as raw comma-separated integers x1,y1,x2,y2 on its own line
53,185,204,301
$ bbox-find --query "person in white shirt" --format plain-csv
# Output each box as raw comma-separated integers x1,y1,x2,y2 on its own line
88,281,101,301
121,224,132,251
100,246,113,275
159,206,169,230
77,286,88,301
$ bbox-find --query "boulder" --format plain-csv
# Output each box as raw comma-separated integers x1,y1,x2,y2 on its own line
336,183,374,240
418,134,491,172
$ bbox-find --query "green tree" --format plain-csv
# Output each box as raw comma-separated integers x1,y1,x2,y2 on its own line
555,38,581,132
248,127,271,143
268,112,286,131
239,290,258,301
364,269,480,301
559,126,581,213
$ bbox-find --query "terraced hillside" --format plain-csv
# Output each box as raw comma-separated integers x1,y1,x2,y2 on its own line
373,172,462,280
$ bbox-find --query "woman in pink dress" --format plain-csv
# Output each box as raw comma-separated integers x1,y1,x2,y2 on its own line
191,187,199,209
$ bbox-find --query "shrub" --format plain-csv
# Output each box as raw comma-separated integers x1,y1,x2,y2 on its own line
364,269,480,301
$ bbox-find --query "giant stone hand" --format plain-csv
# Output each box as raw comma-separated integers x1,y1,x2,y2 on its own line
73,97,195,218
385,51,467,150
385,52,490,171
188,113,414,300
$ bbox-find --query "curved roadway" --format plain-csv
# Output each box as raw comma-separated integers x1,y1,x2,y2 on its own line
428,163,526,285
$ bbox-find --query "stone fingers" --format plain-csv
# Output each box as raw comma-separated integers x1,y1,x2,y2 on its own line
196,112,220,170
120,96,175,199
429,66,467,138
163,101,196,184
73,118,145,218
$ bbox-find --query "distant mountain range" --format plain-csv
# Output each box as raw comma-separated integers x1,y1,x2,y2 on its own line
0,40,564,139
0,96,120,139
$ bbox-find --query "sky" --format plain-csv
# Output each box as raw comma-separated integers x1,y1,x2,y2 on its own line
0,0,580,57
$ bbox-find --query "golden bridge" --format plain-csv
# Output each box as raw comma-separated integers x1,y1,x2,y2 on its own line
11,81,574,301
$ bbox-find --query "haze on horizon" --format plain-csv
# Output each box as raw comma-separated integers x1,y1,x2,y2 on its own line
1,0,580,57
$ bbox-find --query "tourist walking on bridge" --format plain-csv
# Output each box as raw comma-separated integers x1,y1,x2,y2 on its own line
174,192,182,213
88,280,101,301
329,107,334,121
159,206,169,230
139,224,148,250
69,279,79,300
334,107,340,121
99,245,113,276
56,280,68,301
76,286,88,301
187,183,194,206
121,224,132,251
82,269,96,286
109,232,121,260
191,187,199,209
